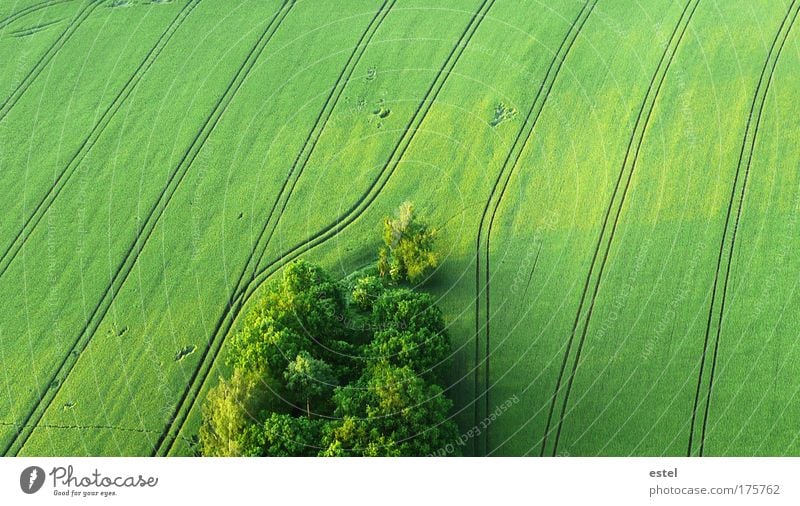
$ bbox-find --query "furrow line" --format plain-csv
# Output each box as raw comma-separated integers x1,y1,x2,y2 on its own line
3,0,295,457
0,0,202,282
0,0,101,123
473,0,598,456
542,0,701,457
688,0,800,457
0,0,72,31
153,0,397,455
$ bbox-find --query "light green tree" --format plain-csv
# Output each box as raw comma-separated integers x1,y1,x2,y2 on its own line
199,369,278,457
351,275,386,312
378,202,439,283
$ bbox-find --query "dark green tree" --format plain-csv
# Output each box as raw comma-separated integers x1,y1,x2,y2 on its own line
284,351,338,417
200,254,457,457
322,364,458,456
351,275,386,312
371,288,445,334
365,327,450,382
241,413,326,457
227,260,353,376
228,317,309,374
274,260,347,338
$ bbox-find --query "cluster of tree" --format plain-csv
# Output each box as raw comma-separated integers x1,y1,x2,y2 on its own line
199,205,456,456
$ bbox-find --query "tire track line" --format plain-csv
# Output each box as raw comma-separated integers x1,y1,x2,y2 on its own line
519,249,540,305
0,0,201,282
0,421,196,447
243,0,495,310
1,420,158,435
155,0,496,455
688,0,800,457
153,0,397,455
242,0,396,299
472,0,598,457
3,0,295,457
0,0,101,123
0,0,72,31
10,18,65,38
541,0,700,457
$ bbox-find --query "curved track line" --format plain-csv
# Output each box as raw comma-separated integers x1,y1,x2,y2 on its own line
3,0,295,457
541,0,701,457
472,0,598,457
688,0,800,457
0,0,72,31
154,0,397,456
242,0,396,300
0,0,201,283
0,0,101,123
156,0,497,455
10,17,64,38
243,0,495,307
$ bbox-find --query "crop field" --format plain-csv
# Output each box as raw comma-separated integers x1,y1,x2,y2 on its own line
1,0,799,457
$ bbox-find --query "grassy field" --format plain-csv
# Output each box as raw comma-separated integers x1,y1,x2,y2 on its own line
1,0,799,456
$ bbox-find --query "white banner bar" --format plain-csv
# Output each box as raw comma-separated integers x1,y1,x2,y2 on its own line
2,458,797,505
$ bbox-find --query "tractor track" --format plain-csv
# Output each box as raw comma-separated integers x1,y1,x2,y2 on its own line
154,0,497,455
2,0,295,457
687,0,800,457
0,0,201,282
541,0,700,457
0,0,101,123
0,0,72,31
240,0,396,300
471,0,598,457
153,0,397,455
10,18,65,38
0,421,196,448
240,0,496,309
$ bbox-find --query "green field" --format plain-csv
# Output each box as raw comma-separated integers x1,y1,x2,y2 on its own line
1,0,799,456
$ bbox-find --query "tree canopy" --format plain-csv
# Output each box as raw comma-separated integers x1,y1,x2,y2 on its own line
322,363,457,456
199,205,455,456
